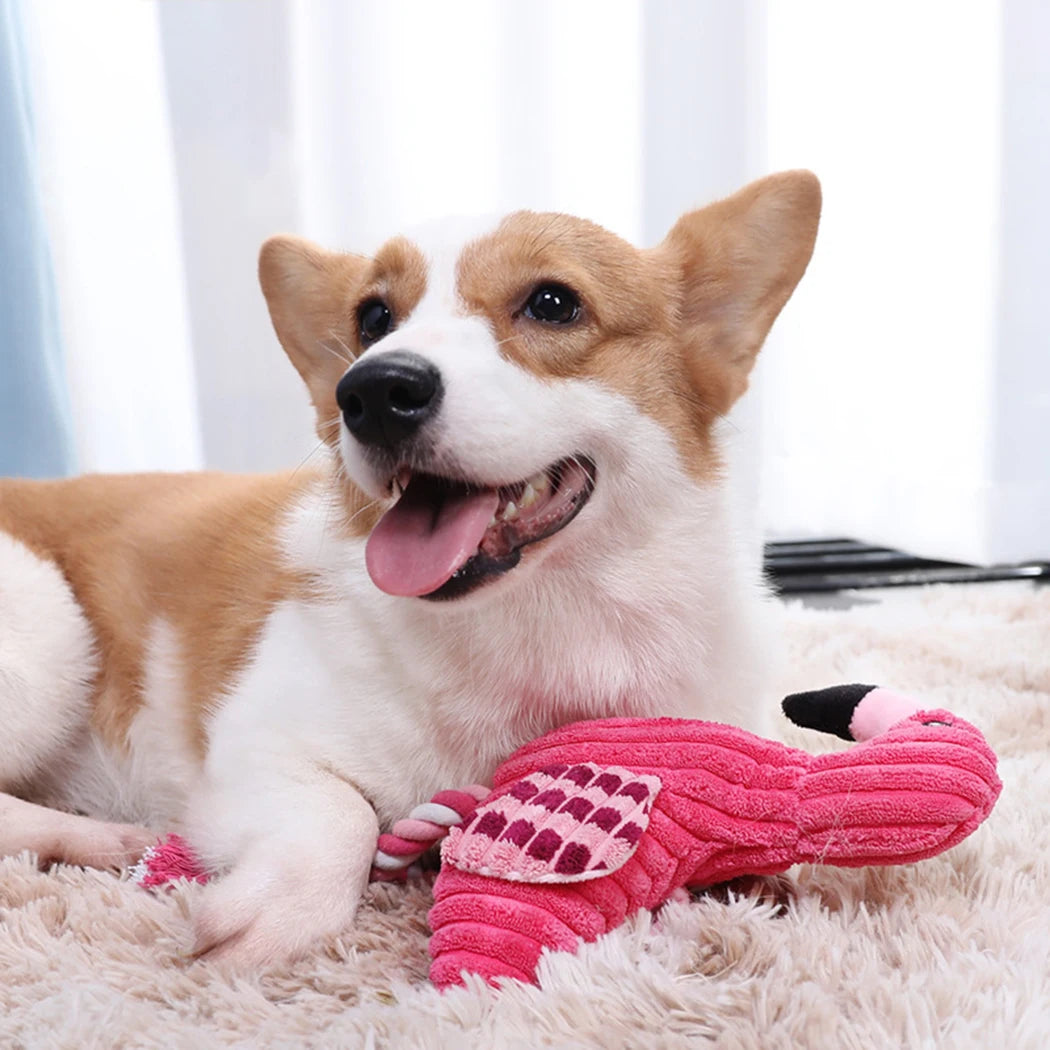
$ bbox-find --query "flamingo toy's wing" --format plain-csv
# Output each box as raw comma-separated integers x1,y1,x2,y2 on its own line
442,763,661,884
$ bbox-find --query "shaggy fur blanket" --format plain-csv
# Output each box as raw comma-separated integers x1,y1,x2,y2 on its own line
2,582,1047,1048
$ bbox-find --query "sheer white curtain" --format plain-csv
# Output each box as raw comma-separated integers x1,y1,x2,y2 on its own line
26,0,1050,563
26,0,202,473
757,0,1049,565
158,0,647,476
288,0,645,251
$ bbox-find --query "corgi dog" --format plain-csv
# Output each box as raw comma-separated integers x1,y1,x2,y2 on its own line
0,171,820,968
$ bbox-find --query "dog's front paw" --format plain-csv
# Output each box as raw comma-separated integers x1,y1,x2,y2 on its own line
189,851,365,971
182,757,380,971
188,852,365,965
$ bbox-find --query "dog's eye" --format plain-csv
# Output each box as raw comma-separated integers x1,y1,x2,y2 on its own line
523,284,580,325
358,299,393,347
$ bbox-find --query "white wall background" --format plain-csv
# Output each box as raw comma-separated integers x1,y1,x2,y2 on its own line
24,0,1050,563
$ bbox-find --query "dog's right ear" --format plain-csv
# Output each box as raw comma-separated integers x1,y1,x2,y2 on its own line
259,236,369,441
658,171,821,417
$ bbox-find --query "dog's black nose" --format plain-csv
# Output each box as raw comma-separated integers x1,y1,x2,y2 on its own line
336,351,443,448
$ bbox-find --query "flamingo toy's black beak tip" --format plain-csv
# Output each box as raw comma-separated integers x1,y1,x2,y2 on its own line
781,684,878,740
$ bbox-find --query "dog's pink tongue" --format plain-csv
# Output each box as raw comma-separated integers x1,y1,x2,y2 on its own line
366,477,499,597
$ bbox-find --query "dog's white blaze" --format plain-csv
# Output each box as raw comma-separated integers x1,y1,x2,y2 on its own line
339,216,509,497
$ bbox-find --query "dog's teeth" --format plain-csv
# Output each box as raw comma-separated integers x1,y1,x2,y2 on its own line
520,483,538,509
488,515,498,528
531,471,550,493
503,501,519,522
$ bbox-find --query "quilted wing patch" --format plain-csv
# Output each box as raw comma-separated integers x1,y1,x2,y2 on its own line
441,763,661,883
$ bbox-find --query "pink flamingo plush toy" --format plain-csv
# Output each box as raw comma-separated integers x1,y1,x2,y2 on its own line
427,684,1001,988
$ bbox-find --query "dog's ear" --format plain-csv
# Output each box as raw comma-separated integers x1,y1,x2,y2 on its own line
659,170,821,415
259,235,369,441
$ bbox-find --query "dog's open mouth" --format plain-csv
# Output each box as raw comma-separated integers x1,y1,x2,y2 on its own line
365,456,596,600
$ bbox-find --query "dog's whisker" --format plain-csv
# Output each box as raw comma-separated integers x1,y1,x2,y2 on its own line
325,330,357,363
564,452,593,484
343,496,382,531
316,339,353,367
670,388,739,432
291,440,329,479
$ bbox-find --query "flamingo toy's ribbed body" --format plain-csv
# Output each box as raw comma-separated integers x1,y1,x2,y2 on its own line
429,689,1001,989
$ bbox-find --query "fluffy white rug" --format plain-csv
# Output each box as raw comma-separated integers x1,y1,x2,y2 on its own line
2,582,1048,1049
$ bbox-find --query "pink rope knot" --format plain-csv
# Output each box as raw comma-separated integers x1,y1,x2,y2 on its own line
371,785,490,882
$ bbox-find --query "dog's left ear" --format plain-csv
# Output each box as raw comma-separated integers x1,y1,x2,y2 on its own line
659,170,821,414
259,235,370,442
